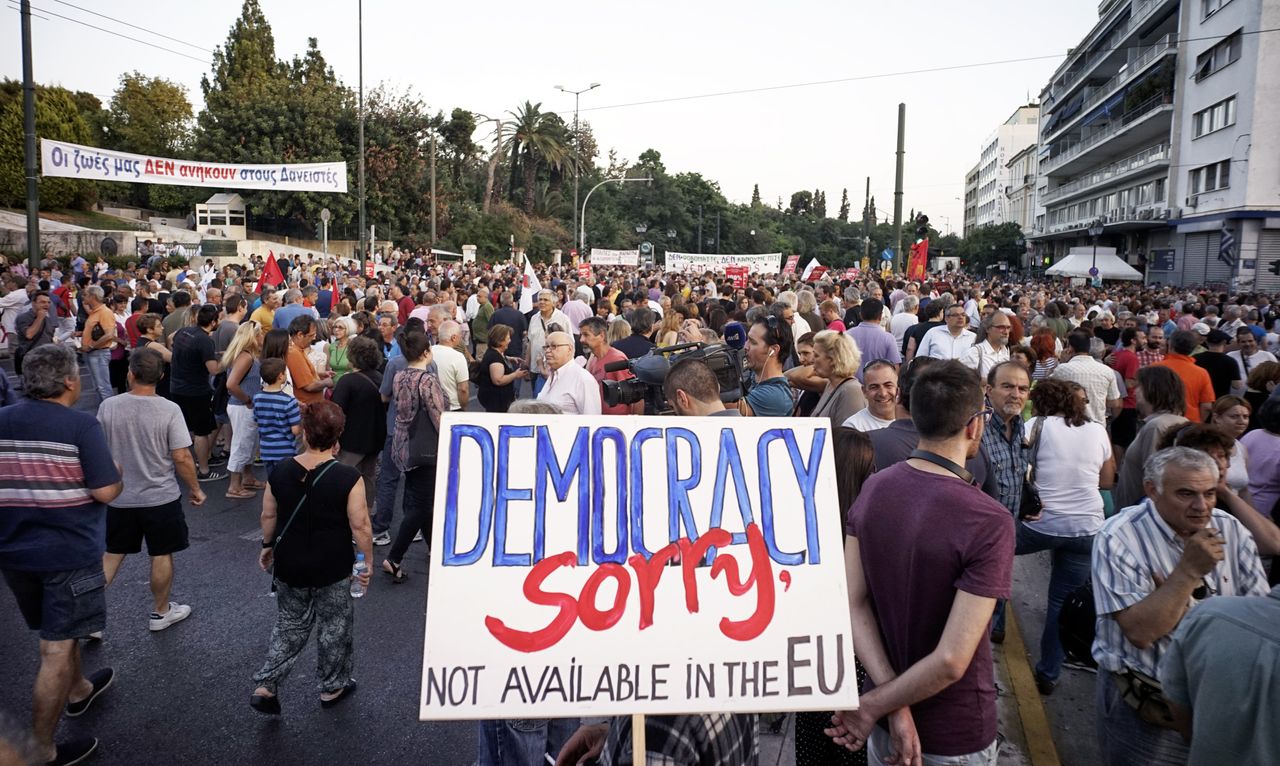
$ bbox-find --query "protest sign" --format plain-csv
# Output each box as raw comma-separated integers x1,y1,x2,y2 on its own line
578,263,592,279
781,255,801,276
590,248,640,267
420,413,856,720
40,139,348,193
725,265,749,289
665,252,782,274
843,268,859,281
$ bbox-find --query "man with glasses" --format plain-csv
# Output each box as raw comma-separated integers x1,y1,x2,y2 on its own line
1092,447,1268,765
916,304,977,361
962,312,1013,380
535,331,601,415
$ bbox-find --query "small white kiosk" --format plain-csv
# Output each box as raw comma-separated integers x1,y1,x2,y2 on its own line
195,193,248,240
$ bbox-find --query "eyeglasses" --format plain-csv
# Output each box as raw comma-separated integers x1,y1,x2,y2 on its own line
968,407,995,425
544,343,573,351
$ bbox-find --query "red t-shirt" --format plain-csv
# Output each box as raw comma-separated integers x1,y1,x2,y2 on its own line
847,463,1014,756
1110,348,1139,409
125,313,143,349
586,346,635,416
397,296,415,326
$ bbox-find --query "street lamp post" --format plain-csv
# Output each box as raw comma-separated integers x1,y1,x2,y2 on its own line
1088,219,1105,281
556,83,601,257
580,177,652,255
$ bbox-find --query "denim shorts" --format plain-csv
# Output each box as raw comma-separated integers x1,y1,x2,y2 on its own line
3,564,108,641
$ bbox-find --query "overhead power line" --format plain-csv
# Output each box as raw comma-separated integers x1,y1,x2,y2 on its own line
48,0,213,52
6,2,210,64
570,28,1280,116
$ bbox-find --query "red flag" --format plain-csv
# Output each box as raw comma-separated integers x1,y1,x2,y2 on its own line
256,253,284,293
907,238,929,281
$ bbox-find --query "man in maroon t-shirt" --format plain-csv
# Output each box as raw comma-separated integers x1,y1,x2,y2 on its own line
580,317,643,416
830,360,1014,764
391,283,415,326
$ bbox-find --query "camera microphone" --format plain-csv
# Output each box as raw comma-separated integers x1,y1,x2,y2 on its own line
723,322,746,349
603,359,632,373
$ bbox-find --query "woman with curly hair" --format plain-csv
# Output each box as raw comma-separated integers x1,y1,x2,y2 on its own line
1019,378,1115,695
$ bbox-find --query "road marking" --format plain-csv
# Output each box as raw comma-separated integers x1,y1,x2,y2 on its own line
240,528,265,541
1003,610,1062,766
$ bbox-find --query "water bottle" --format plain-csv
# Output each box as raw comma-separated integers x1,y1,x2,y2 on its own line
350,553,368,598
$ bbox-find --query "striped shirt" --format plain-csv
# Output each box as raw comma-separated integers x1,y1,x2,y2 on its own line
1051,355,1120,426
1091,499,1269,676
252,389,301,462
0,399,121,571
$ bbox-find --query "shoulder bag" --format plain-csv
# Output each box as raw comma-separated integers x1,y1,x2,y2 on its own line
1019,417,1044,520
270,459,339,549
404,370,440,470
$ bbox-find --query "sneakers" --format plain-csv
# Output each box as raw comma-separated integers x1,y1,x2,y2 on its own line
1063,658,1098,674
46,737,98,766
1034,670,1057,696
64,668,114,717
412,530,425,543
372,531,391,547
150,602,192,632
197,468,227,482
208,452,228,466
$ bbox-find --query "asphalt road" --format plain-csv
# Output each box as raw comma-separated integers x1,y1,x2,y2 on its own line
0,367,1098,766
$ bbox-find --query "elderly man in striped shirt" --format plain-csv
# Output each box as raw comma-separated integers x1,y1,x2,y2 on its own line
1091,447,1269,766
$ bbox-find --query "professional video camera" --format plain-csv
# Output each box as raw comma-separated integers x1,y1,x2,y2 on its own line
601,323,748,414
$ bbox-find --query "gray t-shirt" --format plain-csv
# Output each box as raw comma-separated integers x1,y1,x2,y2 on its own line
98,393,193,508
213,318,240,356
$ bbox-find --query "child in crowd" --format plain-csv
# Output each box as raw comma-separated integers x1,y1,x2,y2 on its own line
252,357,301,473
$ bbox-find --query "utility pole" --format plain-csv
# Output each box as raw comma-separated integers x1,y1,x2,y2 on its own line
21,0,39,270
697,205,703,254
357,0,366,273
715,211,721,254
429,131,437,249
863,176,871,267
893,103,906,273
556,83,601,259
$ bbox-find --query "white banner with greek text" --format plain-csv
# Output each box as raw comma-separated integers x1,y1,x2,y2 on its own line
589,248,640,267
40,139,348,193
420,412,856,719
664,252,782,274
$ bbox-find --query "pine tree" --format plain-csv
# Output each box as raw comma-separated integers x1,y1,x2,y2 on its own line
838,188,850,222
814,190,826,218
751,183,761,206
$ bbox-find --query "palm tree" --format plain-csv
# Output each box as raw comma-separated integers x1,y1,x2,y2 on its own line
502,101,568,214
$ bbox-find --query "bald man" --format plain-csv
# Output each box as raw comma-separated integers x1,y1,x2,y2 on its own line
535,331,601,415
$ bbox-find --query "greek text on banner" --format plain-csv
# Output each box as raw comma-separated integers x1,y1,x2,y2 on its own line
39,138,348,193
665,252,782,274
420,412,857,720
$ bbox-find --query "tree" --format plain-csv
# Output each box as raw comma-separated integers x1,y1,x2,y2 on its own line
956,222,1024,270
502,101,568,215
838,188,849,222
814,190,827,218
750,183,761,207
106,73,193,157
0,84,96,209
789,190,813,216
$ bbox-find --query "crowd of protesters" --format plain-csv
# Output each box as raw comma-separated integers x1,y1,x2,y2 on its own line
1,247,1279,766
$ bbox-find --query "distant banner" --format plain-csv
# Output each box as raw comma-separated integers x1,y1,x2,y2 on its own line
665,252,782,274
589,248,640,267
420,413,856,720
40,138,348,193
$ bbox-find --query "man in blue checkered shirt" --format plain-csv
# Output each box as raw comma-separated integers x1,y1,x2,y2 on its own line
979,361,1032,644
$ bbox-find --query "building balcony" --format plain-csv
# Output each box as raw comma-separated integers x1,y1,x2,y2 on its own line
1034,202,1175,240
1040,92,1173,176
1041,34,1176,143
1046,0,1172,104
1040,143,1170,205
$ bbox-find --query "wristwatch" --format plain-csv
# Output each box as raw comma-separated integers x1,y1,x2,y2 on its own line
262,539,274,549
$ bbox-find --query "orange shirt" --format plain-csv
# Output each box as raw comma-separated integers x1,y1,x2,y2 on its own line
1153,353,1214,422
286,345,323,405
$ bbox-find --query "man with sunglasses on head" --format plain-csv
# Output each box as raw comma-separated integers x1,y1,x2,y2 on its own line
737,314,795,417
1092,447,1269,766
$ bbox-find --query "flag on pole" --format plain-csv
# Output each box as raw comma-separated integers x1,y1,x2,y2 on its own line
801,257,822,281
907,238,929,281
1218,221,1237,268
518,257,541,313
256,252,284,293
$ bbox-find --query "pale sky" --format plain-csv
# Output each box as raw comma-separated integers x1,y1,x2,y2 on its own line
3,0,1101,236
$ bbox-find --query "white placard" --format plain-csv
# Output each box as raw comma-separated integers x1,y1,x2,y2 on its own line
589,248,640,267
665,252,782,274
40,138,348,193
420,413,856,720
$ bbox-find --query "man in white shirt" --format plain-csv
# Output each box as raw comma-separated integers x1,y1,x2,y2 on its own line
1228,327,1276,384
889,295,919,346
916,304,977,360
561,286,594,338
842,360,897,432
431,321,470,411
961,312,1013,381
1052,330,1121,426
537,331,602,415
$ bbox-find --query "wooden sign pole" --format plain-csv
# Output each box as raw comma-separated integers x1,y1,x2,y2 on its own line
632,713,646,766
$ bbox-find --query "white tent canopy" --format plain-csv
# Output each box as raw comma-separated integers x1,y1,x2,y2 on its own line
1045,247,1143,281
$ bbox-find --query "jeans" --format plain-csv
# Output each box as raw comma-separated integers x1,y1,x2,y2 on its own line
388,465,436,564
868,725,996,765
372,431,399,536
1015,522,1094,683
84,349,113,409
476,717,581,766
1095,671,1189,766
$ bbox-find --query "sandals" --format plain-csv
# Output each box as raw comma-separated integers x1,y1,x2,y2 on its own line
250,690,281,715
225,489,257,499
381,559,406,583
320,680,357,708
242,480,267,491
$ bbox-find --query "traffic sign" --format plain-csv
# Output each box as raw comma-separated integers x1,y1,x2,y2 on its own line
1088,266,1099,277
320,208,331,222
639,241,653,255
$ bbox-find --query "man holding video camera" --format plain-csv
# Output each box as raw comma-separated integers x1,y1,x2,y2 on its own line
581,317,643,416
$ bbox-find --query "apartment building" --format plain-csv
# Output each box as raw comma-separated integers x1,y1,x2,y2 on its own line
963,163,980,237
973,106,1039,229
1028,0,1279,291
